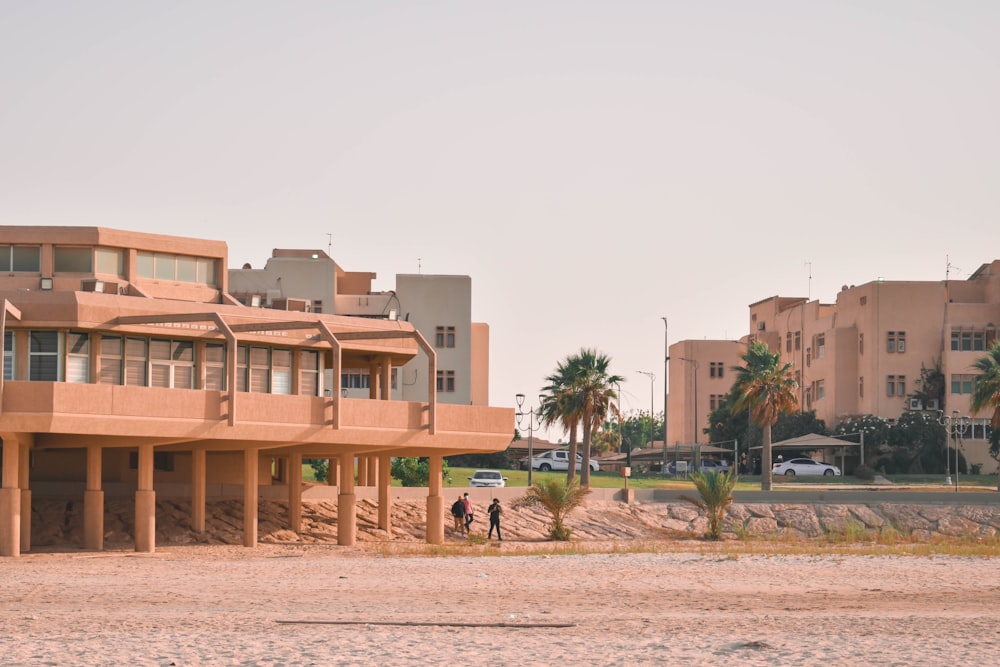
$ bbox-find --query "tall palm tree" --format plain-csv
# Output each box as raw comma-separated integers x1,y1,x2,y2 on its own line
970,341,1000,489
730,340,799,491
539,357,583,484
572,348,624,487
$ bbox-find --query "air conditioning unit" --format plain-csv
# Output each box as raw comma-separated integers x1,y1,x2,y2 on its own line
926,399,940,410
908,398,923,411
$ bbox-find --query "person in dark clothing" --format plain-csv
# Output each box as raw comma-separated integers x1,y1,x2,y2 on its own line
487,498,503,541
450,495,466,534
463,493,474,533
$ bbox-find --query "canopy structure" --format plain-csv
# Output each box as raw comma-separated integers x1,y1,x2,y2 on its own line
749,433,862,471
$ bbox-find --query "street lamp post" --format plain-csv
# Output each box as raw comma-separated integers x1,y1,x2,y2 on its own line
939,410,970,492
515,393,543,487
661,317,668,448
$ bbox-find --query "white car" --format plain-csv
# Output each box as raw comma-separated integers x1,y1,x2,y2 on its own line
530,449,600,473
468,470,508,488
772,458,841,477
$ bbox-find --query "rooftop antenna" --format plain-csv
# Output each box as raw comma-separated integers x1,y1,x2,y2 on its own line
805,261,812,300
946,255,960,281
326,233,332,257
417,257,422,274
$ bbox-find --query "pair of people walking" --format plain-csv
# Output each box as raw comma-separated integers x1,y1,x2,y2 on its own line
450,494,503,541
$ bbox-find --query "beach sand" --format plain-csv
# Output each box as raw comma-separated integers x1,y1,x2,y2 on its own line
2,540,998,667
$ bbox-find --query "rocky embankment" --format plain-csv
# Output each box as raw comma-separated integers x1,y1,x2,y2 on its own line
27,495,1000,550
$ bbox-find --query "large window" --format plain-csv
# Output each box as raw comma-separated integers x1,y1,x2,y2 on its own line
887,374,906,397
237,346,272,393
271,349,292,395
205,343,226,390
887,331,906,353
0,245,41,272
100,336,123,384
3,331,13,380
95,247,124,276
54,246,93,273
136,251,218,286
29,331,59,380
125,337,148,386
951,330,986,352
300,350,319,396
815,333,826,359
437,369,456,393
66,332,90,383
435,326,456,348
709,362,724,378
150,339,194,388
951,374,976,395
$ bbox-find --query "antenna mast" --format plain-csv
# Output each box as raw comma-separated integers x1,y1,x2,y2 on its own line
805,261,812,300
327,233,332,257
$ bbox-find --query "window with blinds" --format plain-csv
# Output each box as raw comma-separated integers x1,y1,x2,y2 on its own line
66,332,90,383
3,331,13,381
300,350,319,397
29,331,59,381
125,337,148,386
271,349,291,395
205,343,226,390
150,339,194,389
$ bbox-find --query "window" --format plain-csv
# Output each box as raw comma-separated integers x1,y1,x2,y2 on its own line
860,296,867,306
887,374,906,397
859,376,864,398
95,247,124,276
29,331,59,380
815,334,826,359
299,350,319,396
0,245,41,272
66,332,90,383
99,336,122,384
436,369,456,392
150,339,194,389
237,346,271,393
136,252,218,286
204,343,226,390
341,370,370,389
271,349,292,395
794,331,801,351
785,332,792,353
951,330,986,352
951,374,975,395
3,331,13,380
709,362,724,379
125,337,148,386
435,326,456,348
859,333,864,355
709,394,724,411
814,379,825,401
54,246,93,273
887,331,906,353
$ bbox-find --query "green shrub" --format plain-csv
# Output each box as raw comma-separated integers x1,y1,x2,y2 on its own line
853,464,876,481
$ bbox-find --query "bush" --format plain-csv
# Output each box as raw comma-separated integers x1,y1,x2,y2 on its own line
853,464,876,481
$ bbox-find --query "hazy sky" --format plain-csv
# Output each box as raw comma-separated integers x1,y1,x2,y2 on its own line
3,1,999,439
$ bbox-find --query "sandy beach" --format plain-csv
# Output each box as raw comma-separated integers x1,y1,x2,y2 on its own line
2,540,998,667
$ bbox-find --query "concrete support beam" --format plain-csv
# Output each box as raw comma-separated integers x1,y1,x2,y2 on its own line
83,446,104,550
243,448,258,547
289,452,302,533
191,449,206,533
18,441,30,552
337,452,356,546
425,455,444,545
134,444,156,553
357,456,369,487
327,458,337,487
367,456,378,487
377,454,391,533
0,436,21,557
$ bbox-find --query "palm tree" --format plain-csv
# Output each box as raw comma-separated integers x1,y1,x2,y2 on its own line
682,470,739,540
970,341,1000,490
572,349,624,487
511,477,590,540
731,340,799,491
539,357,583,484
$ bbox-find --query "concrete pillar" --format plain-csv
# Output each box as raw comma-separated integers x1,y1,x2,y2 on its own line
0,437,21,557
327,458,337,486
337,452,356,546
425,455,444,545
289,452,302,533
377,454,391,533
134,444,156,553
83,446,104,550
380,359,391,400
367,456,378,487
356,456,369,487
243,448,258,547
191,449,206,533
18,441,30,552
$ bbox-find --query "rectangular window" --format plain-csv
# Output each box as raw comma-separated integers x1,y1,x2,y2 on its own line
3,330,13,381
0,245,42,272
794,331,801,351
249,347,270,393
125,337,148,386
785,332,791,353
435,326,456,348
271,348,292,395
815,379,825,401
205,343,226,390
300,350,319,396
709,362,724,378
29,331,59,381
54,246,93,273
66,332,90,383
887,374,906,397
436,369,456,392
100,336,123,384
95,247,124,276
709,394,724,411
859,376,864,398
816,334,826,359
150,339,194,389
887,331,905,353
859,333,864,355
951,374,975,395
951,330,986,352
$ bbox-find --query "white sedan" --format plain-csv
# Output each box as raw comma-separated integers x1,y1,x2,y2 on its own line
468,470,508,488
772,458,841,477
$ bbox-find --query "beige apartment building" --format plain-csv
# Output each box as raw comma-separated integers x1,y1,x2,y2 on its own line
228,252,489,407
668,260,1000,473
0,227,511,558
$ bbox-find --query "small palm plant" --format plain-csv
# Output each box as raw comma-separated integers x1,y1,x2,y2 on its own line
681,470,739,540
512,477,590,540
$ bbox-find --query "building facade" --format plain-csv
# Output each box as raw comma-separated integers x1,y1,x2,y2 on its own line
667,261,1000,472
0,227,511,557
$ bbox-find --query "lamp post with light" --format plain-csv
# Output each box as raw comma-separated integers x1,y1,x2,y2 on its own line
938,410,970,491
516,394,543,487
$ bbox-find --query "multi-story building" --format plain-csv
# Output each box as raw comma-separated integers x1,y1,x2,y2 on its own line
666,339,746,447
667,260,1000,472
0,227,510,558
228,252,489,406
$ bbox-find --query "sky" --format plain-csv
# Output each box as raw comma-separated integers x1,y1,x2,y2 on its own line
2,1,999,440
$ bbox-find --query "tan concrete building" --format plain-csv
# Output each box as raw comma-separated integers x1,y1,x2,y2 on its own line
668,261,1000,472
0,227,511,557
666,339,746,446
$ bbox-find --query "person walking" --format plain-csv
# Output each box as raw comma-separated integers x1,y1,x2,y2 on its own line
462,493,474,534
450,494,466,535
487,498,503,541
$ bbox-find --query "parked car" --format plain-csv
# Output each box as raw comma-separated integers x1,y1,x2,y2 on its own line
468,470,508,488
772,458,841,477
530,449,600,472
667,460,731,475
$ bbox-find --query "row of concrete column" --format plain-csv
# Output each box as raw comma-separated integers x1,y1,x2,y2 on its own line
0,440,448,557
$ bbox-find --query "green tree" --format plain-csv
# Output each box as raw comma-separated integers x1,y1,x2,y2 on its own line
390,457,450,487
539,357,583,484
771,410,827,443
886,411,947,474
970,341,1000,489
511,477,590,540
681,470,739,540
707,392,759,451
833,414,891,467
573,349,624,487
731,340,799,491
